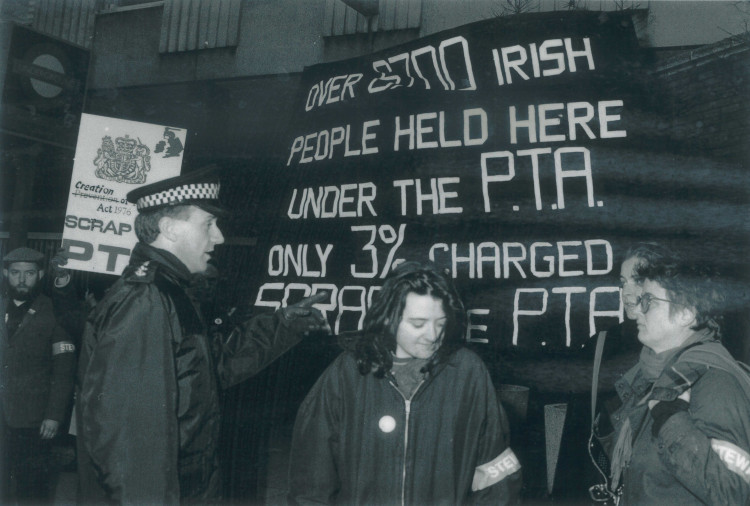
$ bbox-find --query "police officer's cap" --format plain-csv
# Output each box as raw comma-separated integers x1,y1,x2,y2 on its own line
126,165,228,217
3,247,44,266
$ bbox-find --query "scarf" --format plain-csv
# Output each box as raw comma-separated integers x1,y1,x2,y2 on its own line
609,387,647,491
391,356,429,400
639,345,685,382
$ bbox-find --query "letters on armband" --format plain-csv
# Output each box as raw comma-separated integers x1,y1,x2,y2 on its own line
471,447,521,492
52,341,76,355
711,439,750,485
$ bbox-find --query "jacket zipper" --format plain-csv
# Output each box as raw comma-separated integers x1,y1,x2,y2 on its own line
389,379,425,506
402,399,411,506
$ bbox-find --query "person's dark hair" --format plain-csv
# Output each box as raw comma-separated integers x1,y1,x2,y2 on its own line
635,255,725,336
134,205,192,244
623,242,675,270
346,261,467,378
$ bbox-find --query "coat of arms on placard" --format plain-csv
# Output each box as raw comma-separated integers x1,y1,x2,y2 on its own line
93,134,152,184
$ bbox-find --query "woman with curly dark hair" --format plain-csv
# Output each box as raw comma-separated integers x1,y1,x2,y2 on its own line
289,261,522,505
348,260,467,379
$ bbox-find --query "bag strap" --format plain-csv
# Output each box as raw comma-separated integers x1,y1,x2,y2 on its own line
588,329,619,500
591,330,608,429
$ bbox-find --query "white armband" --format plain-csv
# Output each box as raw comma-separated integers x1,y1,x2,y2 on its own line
711,439,750,485
472,447,521,491
52,341,76,355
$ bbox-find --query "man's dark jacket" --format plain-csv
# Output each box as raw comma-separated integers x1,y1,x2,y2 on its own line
77,243,315,504
1,293,75,428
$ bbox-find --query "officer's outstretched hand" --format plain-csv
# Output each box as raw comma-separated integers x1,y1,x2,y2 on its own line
282,292,331,334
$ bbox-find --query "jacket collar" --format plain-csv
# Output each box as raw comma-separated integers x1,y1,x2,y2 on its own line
129,242,192,285
6,293,45,339
616,328,718,398
383,349,456,391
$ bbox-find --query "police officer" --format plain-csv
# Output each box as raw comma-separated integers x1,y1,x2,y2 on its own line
76,167,329,504
1,247,76,503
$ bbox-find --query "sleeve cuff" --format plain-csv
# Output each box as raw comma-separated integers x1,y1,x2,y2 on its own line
54,272,71,288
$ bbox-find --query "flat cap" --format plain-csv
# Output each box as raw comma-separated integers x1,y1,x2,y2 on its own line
126,165,228,216
3,247,44,265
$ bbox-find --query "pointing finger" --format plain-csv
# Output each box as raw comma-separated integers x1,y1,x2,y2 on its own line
292,291,329,308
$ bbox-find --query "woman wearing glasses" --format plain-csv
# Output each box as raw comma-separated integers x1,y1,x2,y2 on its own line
581,243,667,503
592,246,750,505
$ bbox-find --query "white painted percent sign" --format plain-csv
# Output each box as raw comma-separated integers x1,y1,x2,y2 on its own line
350,224,406,278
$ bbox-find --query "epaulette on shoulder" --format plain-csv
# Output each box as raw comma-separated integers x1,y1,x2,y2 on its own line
125,260,157,283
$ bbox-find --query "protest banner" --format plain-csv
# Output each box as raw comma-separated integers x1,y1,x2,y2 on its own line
251,11,749,356
61,113,186,274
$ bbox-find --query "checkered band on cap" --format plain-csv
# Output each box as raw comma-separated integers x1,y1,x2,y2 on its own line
136,182,220,210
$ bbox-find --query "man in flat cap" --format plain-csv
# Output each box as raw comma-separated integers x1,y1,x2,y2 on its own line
76,168,329,504
1,247,76,504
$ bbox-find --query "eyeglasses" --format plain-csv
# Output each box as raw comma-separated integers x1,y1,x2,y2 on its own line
632,292,680,314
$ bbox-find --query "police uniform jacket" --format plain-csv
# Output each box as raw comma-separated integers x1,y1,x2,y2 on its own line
607,332,750,505
289,347,523,505
1,293,76,428
77,242,316,504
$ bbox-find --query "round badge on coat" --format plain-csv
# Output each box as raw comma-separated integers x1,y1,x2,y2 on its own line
378,415,397,433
